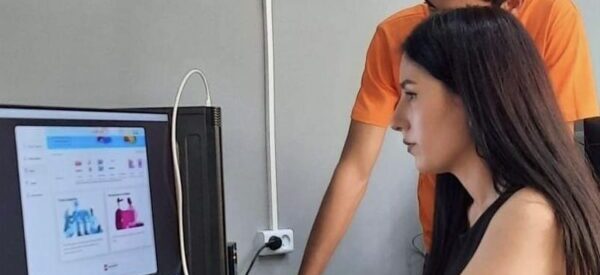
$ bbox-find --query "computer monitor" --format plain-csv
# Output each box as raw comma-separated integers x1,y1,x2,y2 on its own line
0,105,181,275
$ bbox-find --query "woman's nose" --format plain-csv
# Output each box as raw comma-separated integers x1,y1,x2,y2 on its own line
391,100,409,132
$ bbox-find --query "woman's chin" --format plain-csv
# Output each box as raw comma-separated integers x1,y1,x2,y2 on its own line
415,160,439,174
414,159,428,172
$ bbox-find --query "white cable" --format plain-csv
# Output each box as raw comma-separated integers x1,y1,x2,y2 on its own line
171,69,212,275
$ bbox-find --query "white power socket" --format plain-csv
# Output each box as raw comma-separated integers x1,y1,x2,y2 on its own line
258,229,294,256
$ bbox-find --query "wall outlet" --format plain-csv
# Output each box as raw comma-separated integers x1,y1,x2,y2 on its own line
258,229,294,256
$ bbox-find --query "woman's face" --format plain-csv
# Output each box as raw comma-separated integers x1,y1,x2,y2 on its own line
392,55,474,174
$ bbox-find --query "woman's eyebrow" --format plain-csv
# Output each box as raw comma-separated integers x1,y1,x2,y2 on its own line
400,79,416,90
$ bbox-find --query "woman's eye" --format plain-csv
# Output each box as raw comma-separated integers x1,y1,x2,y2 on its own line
406,92,417,100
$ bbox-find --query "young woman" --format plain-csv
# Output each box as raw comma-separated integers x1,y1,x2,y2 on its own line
392,7,600,275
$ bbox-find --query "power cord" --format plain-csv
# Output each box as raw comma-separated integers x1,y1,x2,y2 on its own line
245,236,283,275
171,69,212,275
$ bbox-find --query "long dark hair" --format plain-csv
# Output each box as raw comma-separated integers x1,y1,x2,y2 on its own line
402,7,600,275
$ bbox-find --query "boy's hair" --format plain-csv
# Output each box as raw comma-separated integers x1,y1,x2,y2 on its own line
486,0,507,6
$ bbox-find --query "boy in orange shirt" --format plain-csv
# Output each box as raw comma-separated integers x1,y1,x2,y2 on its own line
300,0,598,274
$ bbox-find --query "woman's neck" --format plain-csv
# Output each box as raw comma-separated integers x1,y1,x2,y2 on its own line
450,148,499,220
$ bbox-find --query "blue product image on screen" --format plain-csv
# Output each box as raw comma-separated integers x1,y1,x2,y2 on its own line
62,199,103,238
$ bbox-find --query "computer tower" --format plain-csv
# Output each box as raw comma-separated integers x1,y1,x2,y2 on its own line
123,106,228,275
226,242,238,275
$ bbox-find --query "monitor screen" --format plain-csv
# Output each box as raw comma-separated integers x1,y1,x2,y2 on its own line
0,106,180,275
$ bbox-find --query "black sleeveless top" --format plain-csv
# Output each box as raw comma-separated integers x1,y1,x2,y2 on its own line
443,188,521,275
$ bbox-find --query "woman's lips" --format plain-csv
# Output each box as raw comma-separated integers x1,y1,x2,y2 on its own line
403,140,416,153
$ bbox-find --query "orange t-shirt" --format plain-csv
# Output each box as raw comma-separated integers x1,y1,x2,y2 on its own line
351,0,599,250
